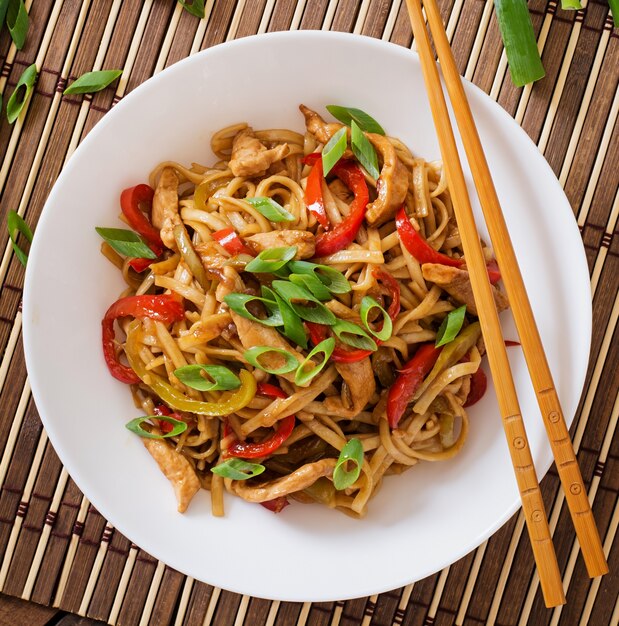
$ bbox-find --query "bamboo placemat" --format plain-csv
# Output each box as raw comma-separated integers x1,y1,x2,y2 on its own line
0,1,617,624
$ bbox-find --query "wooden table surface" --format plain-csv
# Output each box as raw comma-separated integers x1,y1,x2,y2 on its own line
0,1,617,625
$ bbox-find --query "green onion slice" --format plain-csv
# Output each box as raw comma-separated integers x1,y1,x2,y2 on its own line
245,197,295,222
261,286,307,349
271,280,337,325
609,0,619,27
6,0,28,50
360,296,393,342
333,438,364,490
326,105,385,135
331,319,377,351
287,261,351,294
224,293,283,327
7,63,37,124
321,126,347,177
560,0,582,8
7,210,33,267
95,227,156,259
245,246,297,273
64,69,123,95
435,305,467,347
289,273,332,301
174,364,241,391
244,346,299,375
211,458,265,480
295,338,335,386
495,0,545,87
178,0,206,18
125,415,187,439
0,1,8,32
351,120,380,179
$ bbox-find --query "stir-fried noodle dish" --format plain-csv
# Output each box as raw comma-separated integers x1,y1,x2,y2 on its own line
99,104,509,518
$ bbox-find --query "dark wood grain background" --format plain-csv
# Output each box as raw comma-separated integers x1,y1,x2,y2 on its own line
0,1,617,625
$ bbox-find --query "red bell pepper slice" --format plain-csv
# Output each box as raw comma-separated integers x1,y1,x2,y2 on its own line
314,160,369,257
120,184,164,255
225,382,295,459
128,257,155,273
387,343,442,428
304,157,329,229
212,227,256,257
396,207,502,284
463,366,487,407
102,294,185,384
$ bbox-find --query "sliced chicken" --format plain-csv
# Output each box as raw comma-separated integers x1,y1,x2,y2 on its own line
247,230,315,260
227,458,337,502
143,437,201,513
230,311,305,384
421,263,509,316
228,127,290,178
152,167,181,250
299,104,344,144
365,134,409,226
324,357,376,417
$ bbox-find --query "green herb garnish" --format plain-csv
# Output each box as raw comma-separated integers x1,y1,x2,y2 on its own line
6,0,28,50
287,261,351,294
7,210,33,267
174,364,241,392
64,69,123,95
326,105,385,135
125,415,187,439
6,63,37,124
178,0,205,18
211,458,265,480
271,280,337,325
321,126,347,177
333,438,364,490
295,338,335,386
495,0,545,87
244,346,299,375
245,246,297,273
95,227,156,259
435,305,467,348
351,120,380,179
261,286,308,349
245,197,295,222
360,296,392,342
224,293,283,327
331,319,377,352
289,273,332,301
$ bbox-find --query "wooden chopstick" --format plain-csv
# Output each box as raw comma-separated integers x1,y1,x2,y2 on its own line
404,0,566,607
420,0,608,582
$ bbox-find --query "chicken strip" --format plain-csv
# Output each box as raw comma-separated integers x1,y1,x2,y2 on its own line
247,230,315,260
230,311,305,384
143,437,201,513
228,127,290,178
227,458,337,502
152,166,181,250
365,133,409,226
324,357,376,417
299,104,344,144
421,263,509,316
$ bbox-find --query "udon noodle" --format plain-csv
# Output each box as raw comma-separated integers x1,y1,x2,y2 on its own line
100,105,508,518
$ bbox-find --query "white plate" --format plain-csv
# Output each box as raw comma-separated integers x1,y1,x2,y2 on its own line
23,32,590,602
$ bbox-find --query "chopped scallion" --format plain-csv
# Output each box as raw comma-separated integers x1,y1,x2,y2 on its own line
351,120,380,179
295,338,335,386
435,305,467,347
245,196,295,222
6,63,37,124
321,126,347,177
7,210,33,267
271,280,337,325
64,69,123,95
326,105,385,135
244,346,299,375
211,458,265,480
245,246,297,273
288,261,351,294
261,286,308,349
126,415,187,439
6,0,28,50
95,227,156,259
360,296,392,342
333,438,364,490
289,273,332,301
224,293,283,327
331,319,377,352
174,364,241,391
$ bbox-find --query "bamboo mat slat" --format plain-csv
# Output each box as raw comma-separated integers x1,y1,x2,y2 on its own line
0,1,617,625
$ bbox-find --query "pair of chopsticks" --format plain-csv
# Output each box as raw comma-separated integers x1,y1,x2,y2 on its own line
404,0,608,608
